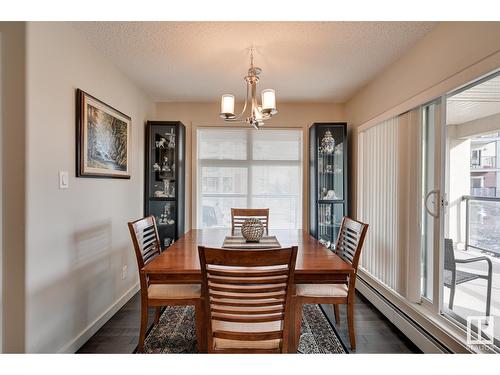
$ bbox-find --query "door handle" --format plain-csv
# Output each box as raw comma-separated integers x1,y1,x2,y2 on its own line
425,189,440,218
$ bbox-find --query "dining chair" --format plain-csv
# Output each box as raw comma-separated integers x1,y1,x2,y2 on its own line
198,245,298,353
128,216,204,352
294,217,368,351
231,208,269,233
444,238,492,316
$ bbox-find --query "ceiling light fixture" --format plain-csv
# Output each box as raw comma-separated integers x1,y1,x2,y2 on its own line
219,47,277,129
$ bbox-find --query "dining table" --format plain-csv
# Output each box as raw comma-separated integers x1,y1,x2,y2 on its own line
141,228,354,352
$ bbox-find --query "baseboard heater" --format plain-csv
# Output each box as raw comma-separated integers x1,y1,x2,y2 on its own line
356,276,453,353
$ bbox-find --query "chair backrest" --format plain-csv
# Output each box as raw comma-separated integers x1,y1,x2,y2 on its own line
128,216,162,275
198,246,298,353
444,238,456,272
334,217,369,271
231,208,269,231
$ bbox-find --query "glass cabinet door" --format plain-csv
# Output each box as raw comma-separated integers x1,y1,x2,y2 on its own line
317,127,344,201
318,203,344,250
149,125,177,199
145,121,185,250
148,200,176,249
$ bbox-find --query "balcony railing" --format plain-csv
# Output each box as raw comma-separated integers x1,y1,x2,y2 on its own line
471,156,497,169
471,187,497,197
463,195,500,255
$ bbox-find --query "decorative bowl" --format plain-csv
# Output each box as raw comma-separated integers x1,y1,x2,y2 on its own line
241,218,265,242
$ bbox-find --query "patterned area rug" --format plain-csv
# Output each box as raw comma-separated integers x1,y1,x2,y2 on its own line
142,304,347,354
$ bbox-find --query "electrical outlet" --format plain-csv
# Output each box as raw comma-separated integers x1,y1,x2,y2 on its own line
121,265,127,280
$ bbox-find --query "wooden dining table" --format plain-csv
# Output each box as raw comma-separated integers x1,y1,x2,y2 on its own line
142,228,354,352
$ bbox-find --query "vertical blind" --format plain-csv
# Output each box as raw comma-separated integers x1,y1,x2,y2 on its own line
357,113,422,300
358,117,400,291
197,128,303,229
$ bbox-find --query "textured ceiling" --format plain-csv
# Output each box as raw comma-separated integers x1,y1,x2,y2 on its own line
71,21,436,102
447,75,500,125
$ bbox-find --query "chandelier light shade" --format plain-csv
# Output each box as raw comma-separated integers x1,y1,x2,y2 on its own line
219,47,277,129
261,89,276,114
221,94,235,117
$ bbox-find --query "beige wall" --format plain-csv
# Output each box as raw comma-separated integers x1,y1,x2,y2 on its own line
346,22,500,127
346,21,500,216
154,101,345,231
0,22,27,353
25,22,155,352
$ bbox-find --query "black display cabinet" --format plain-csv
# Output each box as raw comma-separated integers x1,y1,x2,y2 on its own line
145,121,185,249
309,123,348,250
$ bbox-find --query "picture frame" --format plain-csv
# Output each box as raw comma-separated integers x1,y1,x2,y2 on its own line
76,89,131,179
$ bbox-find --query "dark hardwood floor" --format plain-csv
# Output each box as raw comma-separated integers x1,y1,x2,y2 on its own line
78,290,420,354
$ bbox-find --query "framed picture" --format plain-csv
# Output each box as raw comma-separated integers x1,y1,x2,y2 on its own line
76,89,131,178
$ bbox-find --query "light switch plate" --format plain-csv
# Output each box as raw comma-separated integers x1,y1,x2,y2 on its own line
59,171,69,189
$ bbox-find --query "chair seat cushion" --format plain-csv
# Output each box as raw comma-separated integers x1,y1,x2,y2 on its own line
296,283,348,298
212,320,282,350
147,284,201,300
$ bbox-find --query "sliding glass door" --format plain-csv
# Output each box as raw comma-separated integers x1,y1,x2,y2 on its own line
443,72,500,347
420,100,443,307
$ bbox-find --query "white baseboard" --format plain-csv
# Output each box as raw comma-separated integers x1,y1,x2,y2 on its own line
59,283,140,353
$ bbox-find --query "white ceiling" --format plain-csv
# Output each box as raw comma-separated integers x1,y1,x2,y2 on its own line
447,74,500,125
71,21,436,103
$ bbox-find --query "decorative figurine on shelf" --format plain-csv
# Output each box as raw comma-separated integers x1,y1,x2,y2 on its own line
161,156,171,172
320,129,336,154
163,179,170,197
324,206,331,224
334,143,343,155
164,237,172,248
155,137,167,149
160,156,174,179
325,190,337,200
153,163,161,172
167,129,175,149
319,238,332,249
320,187,328,199
159,204,175,225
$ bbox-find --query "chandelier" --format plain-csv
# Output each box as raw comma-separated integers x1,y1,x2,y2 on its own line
219,48,277,129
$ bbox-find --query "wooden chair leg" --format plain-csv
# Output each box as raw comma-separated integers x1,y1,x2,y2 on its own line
294,301,303,353
347,300,356,351
154,307,162,325
137,299,149,353
333,304,340,324
195,300,206,353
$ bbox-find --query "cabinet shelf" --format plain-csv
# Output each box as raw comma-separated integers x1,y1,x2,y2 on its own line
148,197,176,201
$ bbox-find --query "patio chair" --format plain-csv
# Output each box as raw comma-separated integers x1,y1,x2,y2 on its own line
444,238,493,316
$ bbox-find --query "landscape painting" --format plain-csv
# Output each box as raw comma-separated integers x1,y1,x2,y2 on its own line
76,89,131,178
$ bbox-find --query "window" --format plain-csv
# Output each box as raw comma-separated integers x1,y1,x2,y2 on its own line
197,128,303,229
471,176,484,189
471,149,481,167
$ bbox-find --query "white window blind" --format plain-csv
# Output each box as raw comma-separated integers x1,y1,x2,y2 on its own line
357,113,422,301
197,128,303,229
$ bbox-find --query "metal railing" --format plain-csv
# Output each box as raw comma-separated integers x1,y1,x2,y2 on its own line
471,187,497,197
471,156,497,169
463,195,500,255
